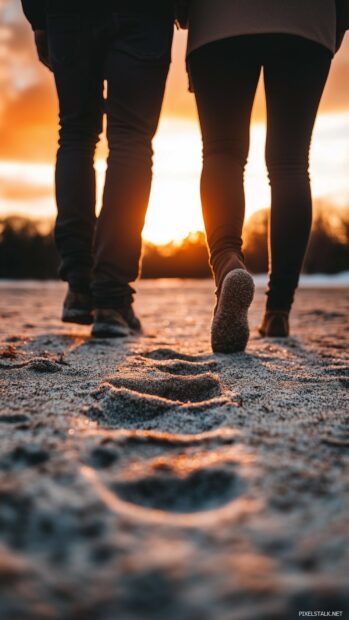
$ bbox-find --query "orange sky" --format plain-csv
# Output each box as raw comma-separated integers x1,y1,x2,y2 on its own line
1,1,349,243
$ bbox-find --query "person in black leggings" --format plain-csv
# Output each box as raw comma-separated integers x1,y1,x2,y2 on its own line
188,34,332,340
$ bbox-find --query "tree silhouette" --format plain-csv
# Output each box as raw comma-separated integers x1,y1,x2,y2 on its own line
0,208,348,280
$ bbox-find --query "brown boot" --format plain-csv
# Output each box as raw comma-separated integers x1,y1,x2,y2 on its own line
62,289,93,325
259,311,290,338
92,306,142,338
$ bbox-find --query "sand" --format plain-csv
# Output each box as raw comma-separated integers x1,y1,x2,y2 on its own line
0,279,348,620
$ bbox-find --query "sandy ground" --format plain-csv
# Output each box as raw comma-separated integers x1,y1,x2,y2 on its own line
0,279,348,620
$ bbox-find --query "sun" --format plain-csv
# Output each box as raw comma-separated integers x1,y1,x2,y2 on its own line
142,118,272,245
143,118,204,245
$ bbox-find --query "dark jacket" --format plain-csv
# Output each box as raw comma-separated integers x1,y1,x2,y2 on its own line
21,0,175,30
337,0,349,31
175,0,189,29
175,0,349,33
21,0,46,30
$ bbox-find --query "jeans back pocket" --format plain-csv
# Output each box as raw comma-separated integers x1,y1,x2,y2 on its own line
113,13,173,63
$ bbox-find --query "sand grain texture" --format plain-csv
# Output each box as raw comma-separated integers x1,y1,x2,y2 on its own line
0,280,348,620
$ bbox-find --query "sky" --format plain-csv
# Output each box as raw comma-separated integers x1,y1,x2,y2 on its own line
1,1,349,244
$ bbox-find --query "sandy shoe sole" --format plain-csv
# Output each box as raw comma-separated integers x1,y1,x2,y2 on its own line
62,308,93,325
211,269,255,353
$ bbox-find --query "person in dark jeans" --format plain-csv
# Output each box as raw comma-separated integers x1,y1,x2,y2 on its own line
188,33,332,349
21,0,174,337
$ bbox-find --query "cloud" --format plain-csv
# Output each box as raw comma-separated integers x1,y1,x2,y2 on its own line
0,0,57,161
0,176,52,201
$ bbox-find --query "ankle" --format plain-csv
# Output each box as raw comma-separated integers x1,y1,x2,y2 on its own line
266,287,295,314
265,309,290,317
68,282,91,296
211,251,245,291
92,284,135,312
266,304,291,314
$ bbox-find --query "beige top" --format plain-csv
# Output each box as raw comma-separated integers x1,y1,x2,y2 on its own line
188,0,337,55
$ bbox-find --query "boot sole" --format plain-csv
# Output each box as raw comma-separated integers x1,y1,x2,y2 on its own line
211,269,255,354
91,322,131,338
62,309,93,326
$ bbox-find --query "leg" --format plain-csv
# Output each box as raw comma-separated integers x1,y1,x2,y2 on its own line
189,37,260,352
264,35,331,313
92,11,173,309
188,37,261,291
48,14,104,291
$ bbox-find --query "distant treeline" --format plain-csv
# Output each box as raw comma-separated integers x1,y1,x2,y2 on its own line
0,206,348,279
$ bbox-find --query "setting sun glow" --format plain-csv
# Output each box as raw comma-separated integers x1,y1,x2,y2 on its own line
1,10,349,247
2,112,349,246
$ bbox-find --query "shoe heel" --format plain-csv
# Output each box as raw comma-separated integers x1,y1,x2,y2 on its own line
211,269,255,353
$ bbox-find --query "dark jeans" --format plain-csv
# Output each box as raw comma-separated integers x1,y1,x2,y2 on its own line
48,8,173,306
188,35,331,311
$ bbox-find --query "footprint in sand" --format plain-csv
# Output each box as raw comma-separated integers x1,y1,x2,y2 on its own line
87,385,230,433
112,466,245,513
88,446,120,469
1,445,50,470
140,359,218,376
142,348,211,362
82,349,250,523
107,371,222,403
85,349,240,433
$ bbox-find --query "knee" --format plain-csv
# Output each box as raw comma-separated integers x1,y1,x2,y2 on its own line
203,137,248,168
59,116,102,150
266,151,310,183
107,126,153,162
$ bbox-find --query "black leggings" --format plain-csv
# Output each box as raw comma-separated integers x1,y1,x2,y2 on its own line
188,35,331,310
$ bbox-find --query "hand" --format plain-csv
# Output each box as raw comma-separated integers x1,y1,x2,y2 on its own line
34,30,52,71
